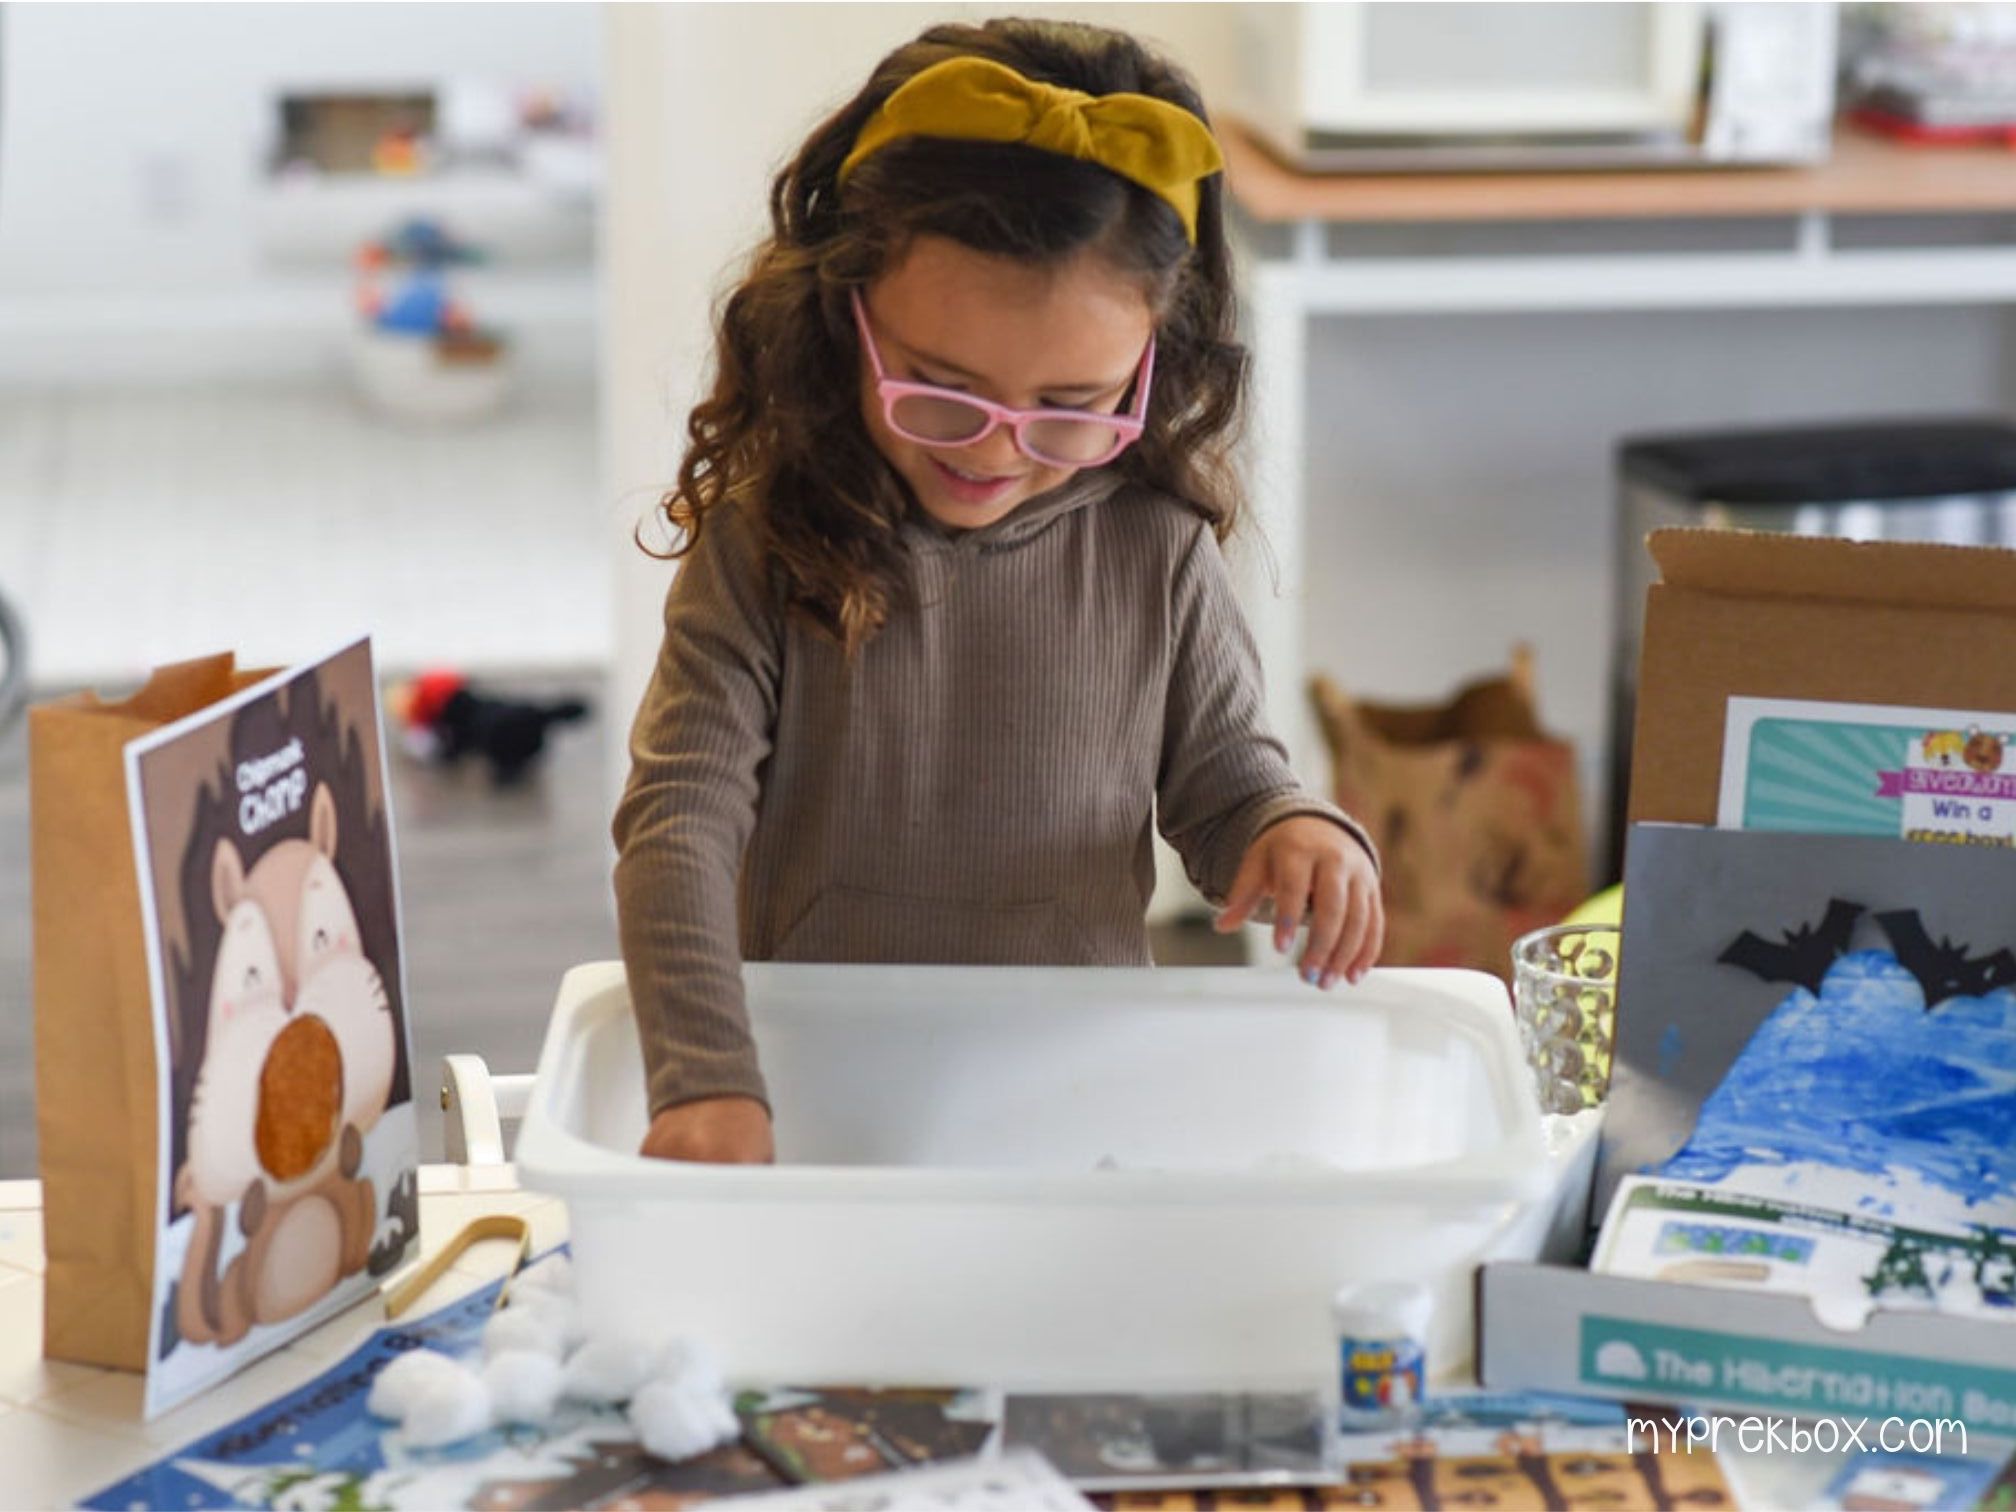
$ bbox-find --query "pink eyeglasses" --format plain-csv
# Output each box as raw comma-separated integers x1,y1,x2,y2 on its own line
851,287,1154,469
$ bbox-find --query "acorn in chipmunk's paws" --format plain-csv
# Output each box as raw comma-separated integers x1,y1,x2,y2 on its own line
389,670,589,786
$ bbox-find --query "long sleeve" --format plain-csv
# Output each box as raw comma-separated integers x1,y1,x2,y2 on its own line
612,504,782,1117
1156,523,1376,906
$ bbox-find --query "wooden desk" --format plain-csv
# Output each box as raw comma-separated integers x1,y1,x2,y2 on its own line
1222,119,2016,225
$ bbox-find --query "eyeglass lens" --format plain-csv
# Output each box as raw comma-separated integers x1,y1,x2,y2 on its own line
889,394,1125,465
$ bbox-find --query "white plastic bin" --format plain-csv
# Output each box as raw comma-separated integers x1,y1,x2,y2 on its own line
515,963,1590,1391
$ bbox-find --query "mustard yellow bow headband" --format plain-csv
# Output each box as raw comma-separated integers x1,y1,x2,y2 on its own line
839,56,1224,244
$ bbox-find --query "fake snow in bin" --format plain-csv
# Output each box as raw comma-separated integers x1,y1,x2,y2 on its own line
515,963,1584,1393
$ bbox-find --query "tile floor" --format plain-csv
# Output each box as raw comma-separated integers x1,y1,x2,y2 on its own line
0,381,609,685
0,670,619,1178
0,380,621,1178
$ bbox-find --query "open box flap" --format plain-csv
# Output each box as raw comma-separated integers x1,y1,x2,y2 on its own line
1649,526,2016,612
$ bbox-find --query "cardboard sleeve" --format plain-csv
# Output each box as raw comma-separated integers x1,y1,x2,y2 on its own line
29,653,274,1370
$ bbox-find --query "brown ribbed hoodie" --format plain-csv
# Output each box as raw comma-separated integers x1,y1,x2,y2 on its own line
613,470,1373,1116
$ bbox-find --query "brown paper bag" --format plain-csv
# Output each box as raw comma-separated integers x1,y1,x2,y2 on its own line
1311,647,1589,980
30,652,276,1369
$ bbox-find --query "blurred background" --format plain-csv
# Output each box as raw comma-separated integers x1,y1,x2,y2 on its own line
7,1,2016,1170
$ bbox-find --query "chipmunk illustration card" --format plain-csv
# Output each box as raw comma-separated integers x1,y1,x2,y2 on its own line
124,637,418,1417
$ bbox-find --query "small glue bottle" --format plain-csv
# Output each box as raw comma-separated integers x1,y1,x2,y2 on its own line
1332,1281,1432,1429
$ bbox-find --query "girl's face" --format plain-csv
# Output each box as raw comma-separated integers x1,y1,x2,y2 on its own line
858,235,1155,533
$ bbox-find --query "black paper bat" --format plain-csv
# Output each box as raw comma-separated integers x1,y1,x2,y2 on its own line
1873,908,2016,1009
1718,898,1866,992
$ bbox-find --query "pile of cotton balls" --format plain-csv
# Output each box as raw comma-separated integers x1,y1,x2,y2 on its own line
365,1254,741,1461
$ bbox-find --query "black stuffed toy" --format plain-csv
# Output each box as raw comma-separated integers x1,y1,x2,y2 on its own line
391,670,588,786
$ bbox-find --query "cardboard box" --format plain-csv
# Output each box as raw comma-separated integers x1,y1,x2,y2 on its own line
1628,527,2016,829
1480,1264,2016,1436
1479,527,2016,1431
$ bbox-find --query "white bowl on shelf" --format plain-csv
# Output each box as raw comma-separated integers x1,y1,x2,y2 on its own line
347,326,512,424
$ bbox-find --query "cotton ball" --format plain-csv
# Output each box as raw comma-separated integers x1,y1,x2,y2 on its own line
562,1333,667,1405
504,1285,584,1351
484,1349,566,1427
629,1376,742,1463
483,1302,565,1361
654,1336,726,1398
402,1370,494,1449
514,1254,574,1297
367,1349,470,1420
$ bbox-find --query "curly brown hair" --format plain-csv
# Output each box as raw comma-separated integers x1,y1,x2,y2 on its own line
655,17,1249,653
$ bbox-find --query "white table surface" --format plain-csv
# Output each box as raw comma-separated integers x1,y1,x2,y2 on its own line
0,1169,1979,1511
0,1166,567,1510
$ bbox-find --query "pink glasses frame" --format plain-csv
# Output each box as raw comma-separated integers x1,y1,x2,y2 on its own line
850,288,1155,469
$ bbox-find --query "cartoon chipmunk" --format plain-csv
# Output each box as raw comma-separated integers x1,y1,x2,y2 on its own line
1921,730,1965,767
173,782,395,1349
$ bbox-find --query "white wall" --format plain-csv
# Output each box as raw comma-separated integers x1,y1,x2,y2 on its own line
0,2,601,384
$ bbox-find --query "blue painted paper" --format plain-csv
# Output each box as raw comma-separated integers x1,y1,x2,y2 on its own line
1657,949,2016,1220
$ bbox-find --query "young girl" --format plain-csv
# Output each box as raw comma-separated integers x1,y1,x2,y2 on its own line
615,18,1382,1164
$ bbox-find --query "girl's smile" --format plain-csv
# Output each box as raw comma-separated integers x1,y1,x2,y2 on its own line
858,235,1154,532
927,455,1022,507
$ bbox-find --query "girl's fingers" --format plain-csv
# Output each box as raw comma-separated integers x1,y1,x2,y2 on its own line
1271,852,1315,955
1325,876,1374,987
1299,865,1348,986
1345,878,1386,983
1214,850,1270,934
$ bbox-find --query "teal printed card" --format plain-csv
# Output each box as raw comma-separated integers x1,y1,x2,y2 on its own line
1719,697,2016,844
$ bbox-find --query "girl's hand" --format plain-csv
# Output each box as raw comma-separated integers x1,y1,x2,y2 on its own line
1212,817,1385,989
640,1096,775,1164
